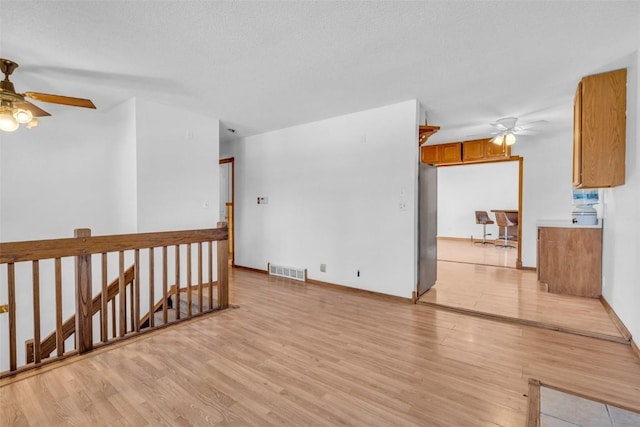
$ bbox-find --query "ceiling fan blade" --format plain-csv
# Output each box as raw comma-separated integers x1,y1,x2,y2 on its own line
23,92,96,109
516,119,549,129
13,100,51,117
465,133,497,139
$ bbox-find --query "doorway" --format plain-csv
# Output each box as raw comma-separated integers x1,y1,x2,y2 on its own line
219,158,234,265
436,158,523,269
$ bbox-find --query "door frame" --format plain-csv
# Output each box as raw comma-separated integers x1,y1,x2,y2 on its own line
219,157,235,266
435,155,524,269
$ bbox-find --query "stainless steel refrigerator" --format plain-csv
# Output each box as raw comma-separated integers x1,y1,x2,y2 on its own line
418,163,437,296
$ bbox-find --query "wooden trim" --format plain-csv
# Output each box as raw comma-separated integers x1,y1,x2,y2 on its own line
517,157,523,269
417,299,629,344
520,266,536,271
539,380,640,415
437,236,475,242
631,338,640,361
219,157,235,266
599,296,632,341
306,278,412,304
233,264,269,274
411,290,418,304
0,228,228,263
526,378,540,427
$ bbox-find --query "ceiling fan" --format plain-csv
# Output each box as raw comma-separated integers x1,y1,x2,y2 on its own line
0,58,96,132
485,117,547,146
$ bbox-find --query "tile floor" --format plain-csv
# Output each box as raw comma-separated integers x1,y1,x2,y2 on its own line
541,386,640,426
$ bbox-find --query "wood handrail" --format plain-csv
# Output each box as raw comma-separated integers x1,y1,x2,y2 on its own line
0,228,228,263
25,265,136,363
2,225,229,379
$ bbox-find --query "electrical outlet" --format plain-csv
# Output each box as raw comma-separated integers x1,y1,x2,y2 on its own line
320,264,326,272
399,201,407,211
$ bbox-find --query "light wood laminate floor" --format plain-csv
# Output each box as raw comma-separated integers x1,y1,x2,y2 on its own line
420,260,625,342
438,237,518,268
2,268,639,426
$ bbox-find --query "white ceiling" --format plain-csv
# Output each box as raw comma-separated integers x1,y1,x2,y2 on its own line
1,1,639,144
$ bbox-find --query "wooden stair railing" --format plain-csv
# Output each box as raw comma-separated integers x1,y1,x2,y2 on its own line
0,224,229,379
25,265,135,364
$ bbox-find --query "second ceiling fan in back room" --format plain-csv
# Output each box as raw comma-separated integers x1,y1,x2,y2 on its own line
482,117,547,146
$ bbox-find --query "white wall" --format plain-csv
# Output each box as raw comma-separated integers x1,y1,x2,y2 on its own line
107,99,138,234
512,128,575,267
136,98,220,232
0,98,221,372
0,108,129,241
228,100,419,298
0,105,135,371
600,51,640,341
437,162,519,239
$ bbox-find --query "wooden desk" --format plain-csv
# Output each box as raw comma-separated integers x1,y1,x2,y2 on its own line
491,209,518,241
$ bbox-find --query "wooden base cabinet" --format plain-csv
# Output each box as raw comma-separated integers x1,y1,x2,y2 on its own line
537,226,602,297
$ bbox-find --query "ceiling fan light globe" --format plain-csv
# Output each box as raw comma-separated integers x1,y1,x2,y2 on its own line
492,135,505,145
26,117,39,129
13,108,33,124
505,133,517,145
0,108,19,132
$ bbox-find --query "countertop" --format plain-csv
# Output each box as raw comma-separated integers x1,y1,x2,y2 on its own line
536,219,602,229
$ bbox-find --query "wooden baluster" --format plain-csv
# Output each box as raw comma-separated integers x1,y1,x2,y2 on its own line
149,248,155,329
175,245,180,320
74,228,93,354
111,298,116,339
134,249,140,332
129,262,135,332
32,260,41,364
162,246,168,324
119,250,126,337
8,263,17,372
101,253,108,343
198,242,203,313
208,241,213,310
55,258,64,357
217,222,229,309
187,244,192,317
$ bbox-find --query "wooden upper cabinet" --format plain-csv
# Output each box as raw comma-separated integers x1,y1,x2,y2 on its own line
421,142,461,165
462,138,510,163
485,139,509,159
421,145,439,164
440,143,462,164
573,68,626,188
462,139,485,162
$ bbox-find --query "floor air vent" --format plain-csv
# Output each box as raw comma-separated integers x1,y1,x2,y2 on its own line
268,263,307,282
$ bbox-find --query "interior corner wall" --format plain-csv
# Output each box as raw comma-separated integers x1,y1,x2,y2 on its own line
0,106,134,242
106,99,138,234
511,126,574,267
601,50,640,341
437,162,519,239
230,100,419,298
135,98,220,232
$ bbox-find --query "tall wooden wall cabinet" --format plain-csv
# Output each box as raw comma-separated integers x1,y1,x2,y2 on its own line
573,68,627,188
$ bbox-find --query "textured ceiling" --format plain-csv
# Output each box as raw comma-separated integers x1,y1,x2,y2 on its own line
1,1,639,144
